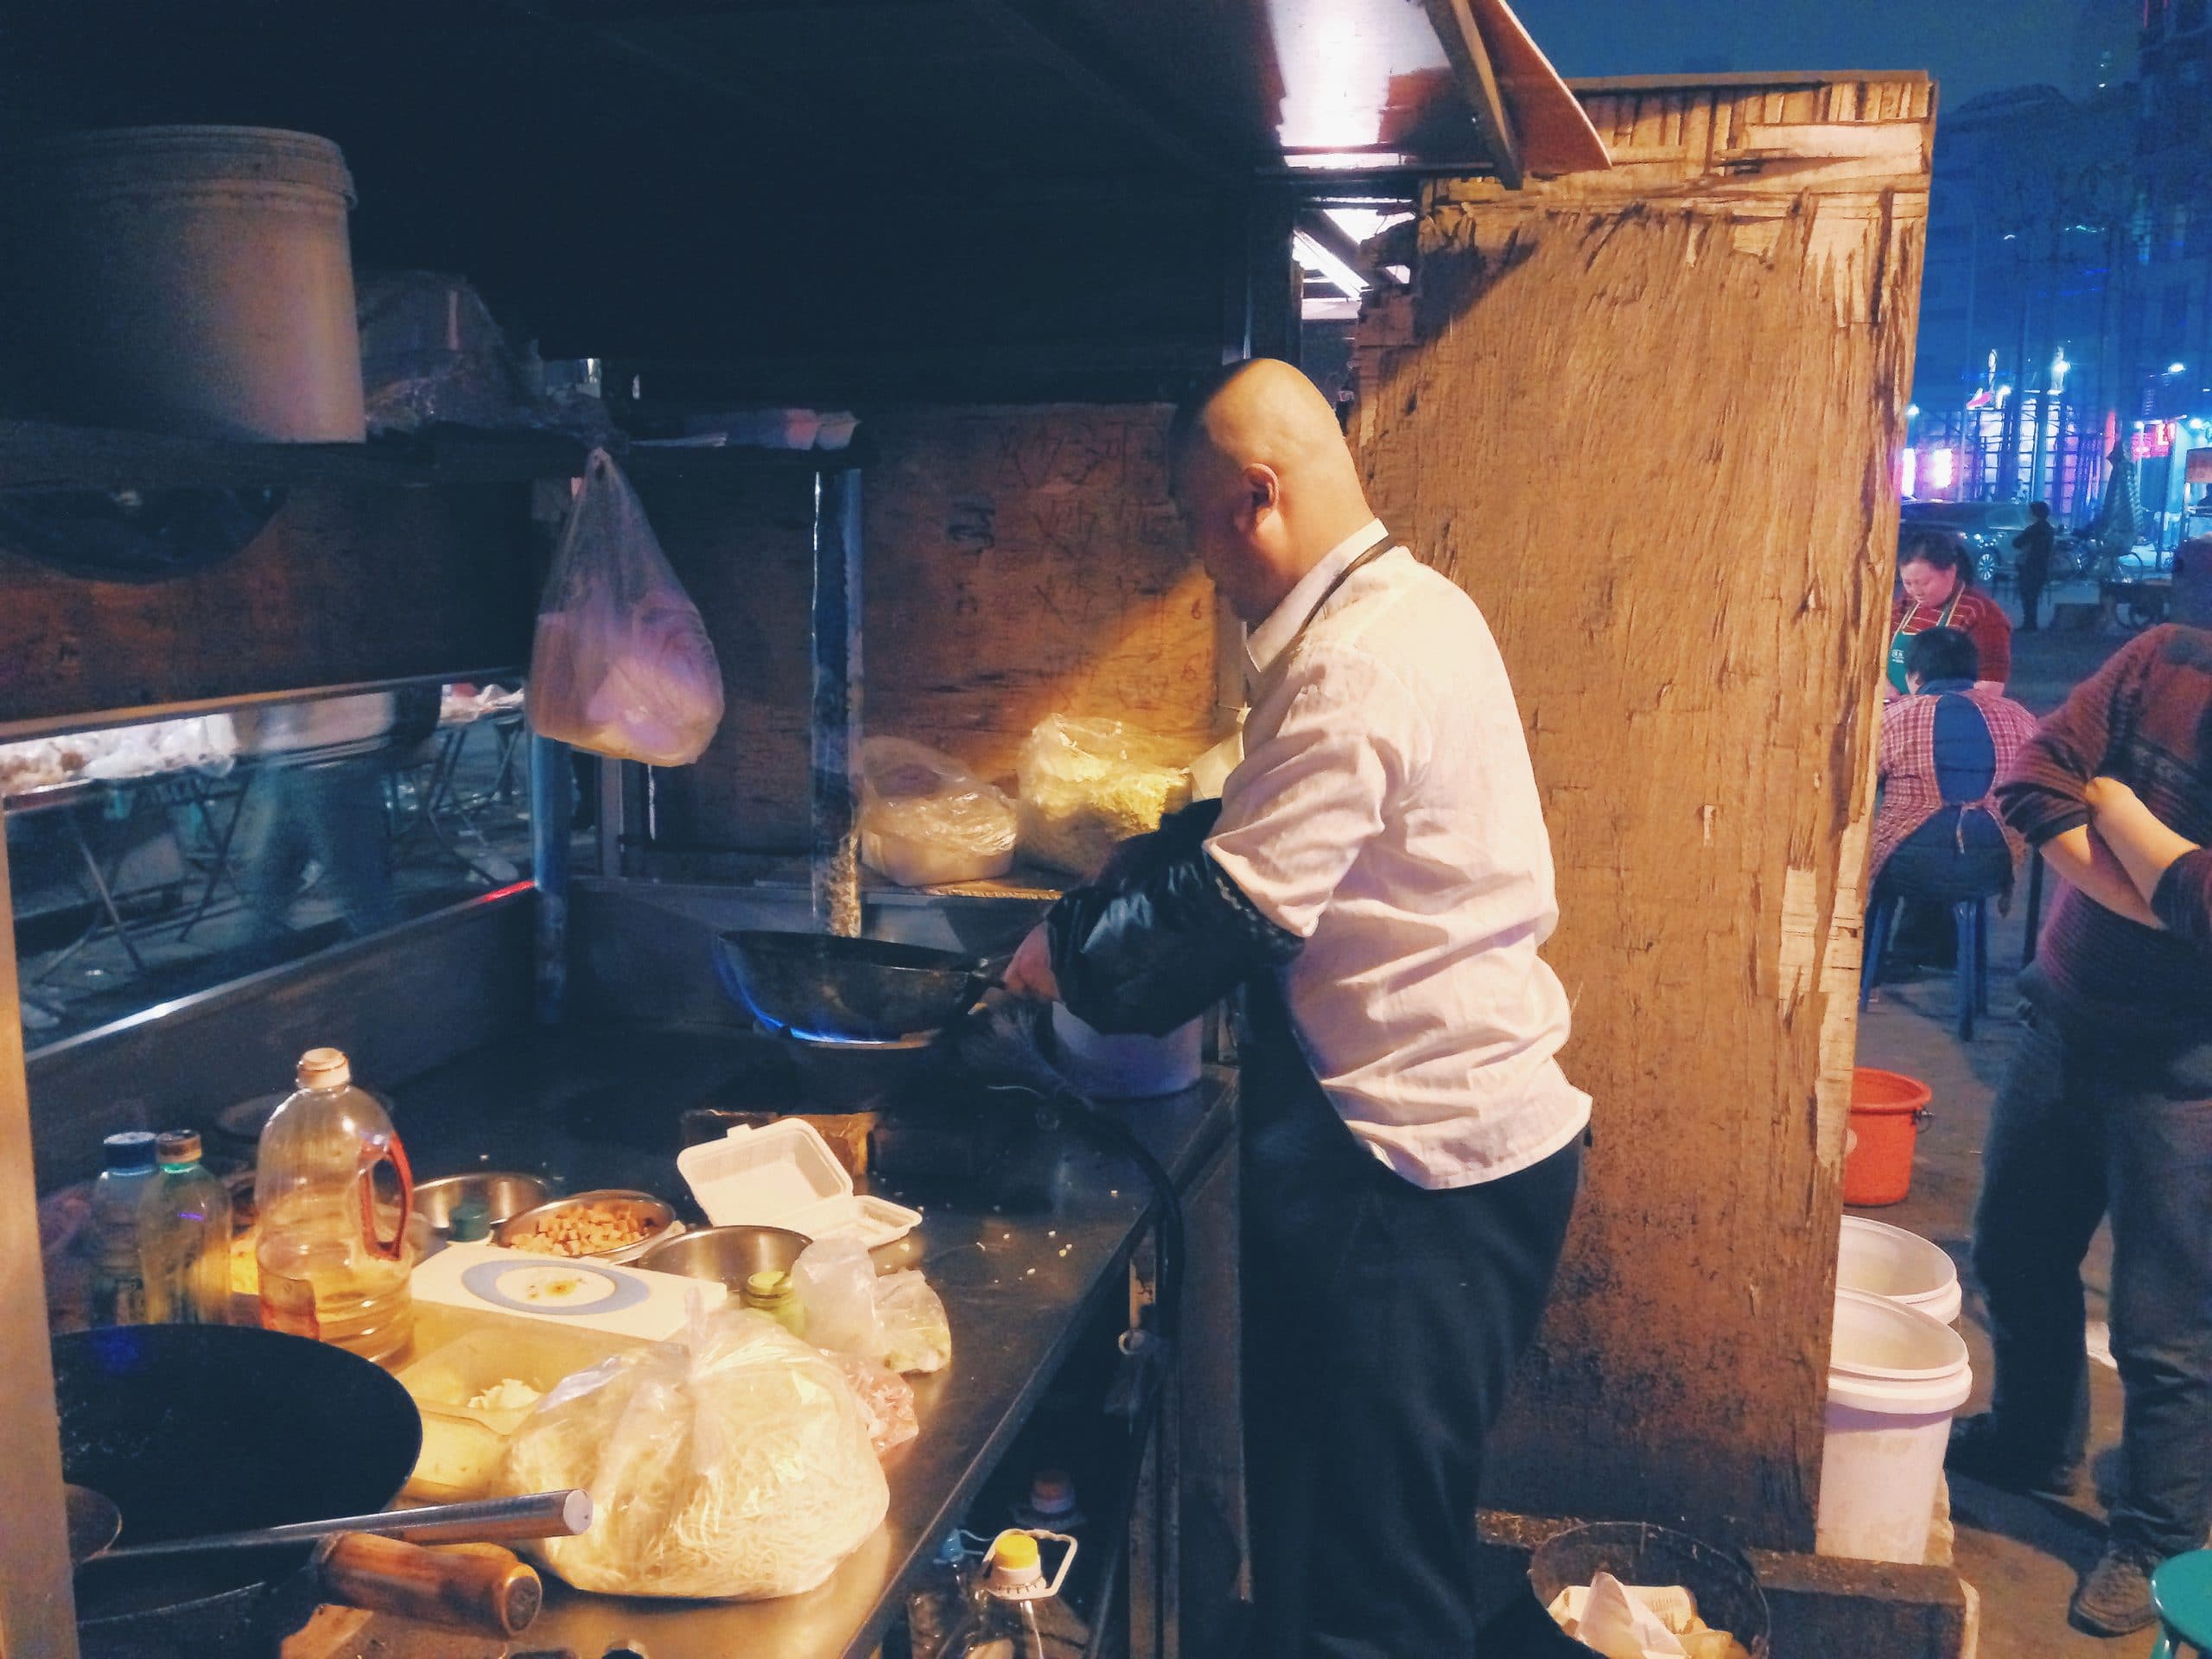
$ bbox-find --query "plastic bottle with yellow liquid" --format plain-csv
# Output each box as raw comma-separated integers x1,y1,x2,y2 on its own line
254,1047,416,1363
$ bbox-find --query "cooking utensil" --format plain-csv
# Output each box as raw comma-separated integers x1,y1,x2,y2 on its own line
637,1224,811,1287
492,1188,677,1263
56,1325,422,1654
713,929,1010,1043
85,1489,592,1563
415,1171,560,1238
318,1535,543,1639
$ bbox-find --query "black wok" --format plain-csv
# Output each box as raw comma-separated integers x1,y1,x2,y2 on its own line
713,929,1007,1043
55,1325,422,1659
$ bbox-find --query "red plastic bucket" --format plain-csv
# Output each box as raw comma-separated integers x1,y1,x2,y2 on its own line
1844,1068,1933,1206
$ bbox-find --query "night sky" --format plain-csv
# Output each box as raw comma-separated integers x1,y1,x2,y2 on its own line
1509,0,2139,105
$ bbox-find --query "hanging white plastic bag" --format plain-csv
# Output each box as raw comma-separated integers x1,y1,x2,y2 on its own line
530,448,725,766
856,736,1018,887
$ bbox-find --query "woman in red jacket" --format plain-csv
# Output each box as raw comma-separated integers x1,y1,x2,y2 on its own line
1888,530,2013,698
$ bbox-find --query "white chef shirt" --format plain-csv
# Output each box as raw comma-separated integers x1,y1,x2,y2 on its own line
1205,520,1590,1189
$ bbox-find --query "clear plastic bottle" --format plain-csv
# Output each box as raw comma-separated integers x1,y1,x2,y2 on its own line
903,1531,976,1659
89,1131,158,1327
940,1531,1073,1659
254,1047,416,1363
143,1129,232,1325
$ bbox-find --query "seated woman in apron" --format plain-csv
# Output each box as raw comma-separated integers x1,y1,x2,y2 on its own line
1888,530,2012,700
1007,359,1587,1659
1866,628,2040,987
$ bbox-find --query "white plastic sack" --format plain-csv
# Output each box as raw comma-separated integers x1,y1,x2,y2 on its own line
1015,715,1193,877
498,1306,887,1599
529,449,724,766
856,736,1018,887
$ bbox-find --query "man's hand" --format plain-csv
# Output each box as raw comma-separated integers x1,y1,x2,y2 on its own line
1002,922,1059,1003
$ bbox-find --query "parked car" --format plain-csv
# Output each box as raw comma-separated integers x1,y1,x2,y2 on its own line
1898,499,2078,585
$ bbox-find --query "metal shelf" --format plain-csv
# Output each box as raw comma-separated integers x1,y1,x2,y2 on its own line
0,418,867,494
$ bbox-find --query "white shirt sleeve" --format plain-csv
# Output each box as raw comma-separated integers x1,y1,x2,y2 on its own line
1205,644,1428,940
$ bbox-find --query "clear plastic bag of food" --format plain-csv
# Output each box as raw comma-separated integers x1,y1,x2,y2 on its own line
1015,715,1194,877
855,736,1018,887
791,1236,886,1361
874,1269,953,1376
498,1305,887,1599
529,449,725,766
826,1351,919,1456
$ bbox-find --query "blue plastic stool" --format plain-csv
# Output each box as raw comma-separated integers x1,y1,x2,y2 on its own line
2152,1549,2212,1658
1859,894,1991,1040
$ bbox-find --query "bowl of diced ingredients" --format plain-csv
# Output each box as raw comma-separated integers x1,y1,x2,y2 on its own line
493,1189,677,1264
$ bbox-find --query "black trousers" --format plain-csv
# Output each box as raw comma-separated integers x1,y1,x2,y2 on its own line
1239,1001,1582,1658
1972,985,2212,1555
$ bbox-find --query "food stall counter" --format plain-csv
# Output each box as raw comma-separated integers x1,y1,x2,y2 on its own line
383,1024,1236,1659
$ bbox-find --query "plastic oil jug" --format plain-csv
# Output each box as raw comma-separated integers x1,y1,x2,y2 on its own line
254,1047,416,1363
940,1529,1077,1659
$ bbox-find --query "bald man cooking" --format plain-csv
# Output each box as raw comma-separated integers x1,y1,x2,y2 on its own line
1007,359,1587,1656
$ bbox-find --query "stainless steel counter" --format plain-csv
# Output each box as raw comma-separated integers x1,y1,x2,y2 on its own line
385,1025,1236,1659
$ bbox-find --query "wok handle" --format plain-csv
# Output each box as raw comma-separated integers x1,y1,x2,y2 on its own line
386,1489,593,1546
319,1535,543,1637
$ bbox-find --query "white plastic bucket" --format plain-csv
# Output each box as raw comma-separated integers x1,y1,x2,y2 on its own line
0,126,366,440
1050,1005,1202,1099
1818,1289,1973,1564
1838,1216,1963,1326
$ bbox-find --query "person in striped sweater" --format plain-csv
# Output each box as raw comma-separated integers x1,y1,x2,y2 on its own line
1955,611,2212,1637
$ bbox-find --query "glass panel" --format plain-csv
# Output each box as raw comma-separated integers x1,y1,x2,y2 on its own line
5,680,585,1047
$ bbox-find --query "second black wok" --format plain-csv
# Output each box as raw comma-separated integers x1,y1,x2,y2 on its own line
713,929,1006,1043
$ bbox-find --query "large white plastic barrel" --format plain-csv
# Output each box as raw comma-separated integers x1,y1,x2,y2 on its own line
0,126,365,439
1818,1289,1973,1564
1838,1215,1963,1325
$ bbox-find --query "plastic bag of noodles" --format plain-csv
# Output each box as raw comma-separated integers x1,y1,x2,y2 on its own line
499,1304,887,1599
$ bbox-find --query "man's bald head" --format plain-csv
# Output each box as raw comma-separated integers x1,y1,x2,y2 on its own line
1167,359,1378,624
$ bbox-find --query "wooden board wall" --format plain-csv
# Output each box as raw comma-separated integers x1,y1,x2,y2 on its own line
631,473,819,852
864,405,1218,785
1351,74,1934,1549
0,485,536,733
647,404,1223,854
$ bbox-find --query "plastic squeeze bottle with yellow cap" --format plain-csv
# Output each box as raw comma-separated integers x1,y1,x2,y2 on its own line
941,1529,1077,1659
254,1047,417,1363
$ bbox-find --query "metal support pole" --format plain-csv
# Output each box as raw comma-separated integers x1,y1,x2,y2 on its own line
531,733,570,1026
811,467,864,937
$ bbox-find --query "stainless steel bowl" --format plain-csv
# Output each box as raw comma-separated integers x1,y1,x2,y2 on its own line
637,1224,811,1287
415,1172,559,1239
493,1188,677,1264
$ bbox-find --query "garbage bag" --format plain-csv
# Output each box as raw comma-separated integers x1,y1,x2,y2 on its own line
855,735,1018,887
498,1306,887,1599
1015,715,1193,877
529,448,724,766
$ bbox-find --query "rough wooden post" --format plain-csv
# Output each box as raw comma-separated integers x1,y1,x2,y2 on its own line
1351,73,1936,1548
0,828,79,1655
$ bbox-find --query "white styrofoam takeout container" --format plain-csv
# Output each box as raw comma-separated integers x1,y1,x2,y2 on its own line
677,1117,921,1249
